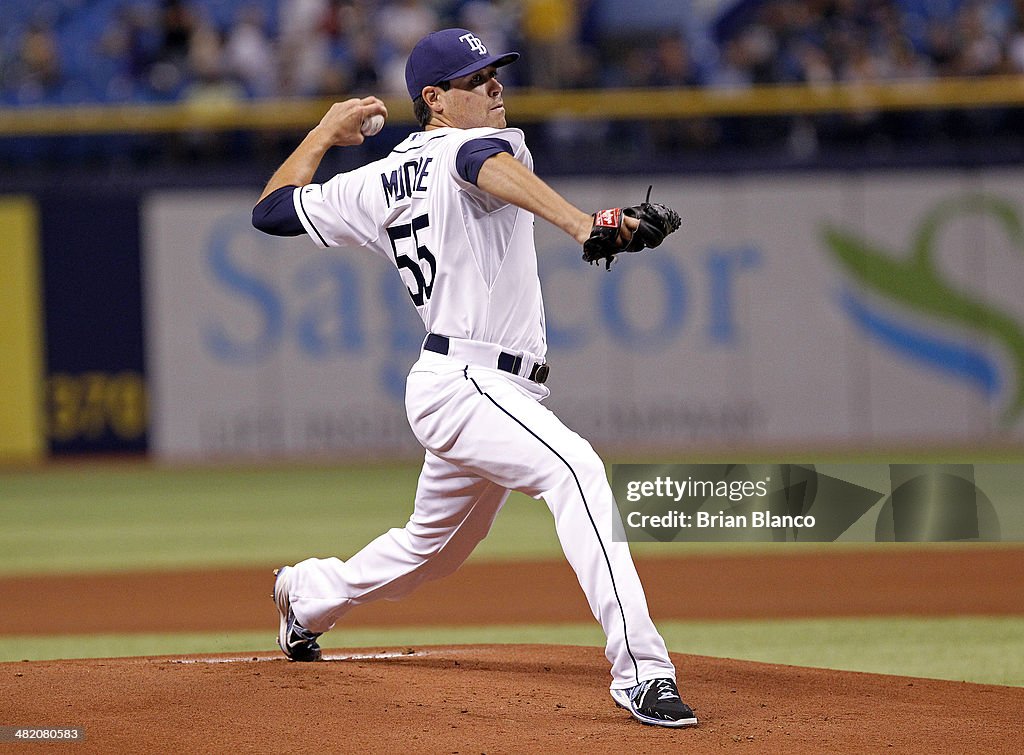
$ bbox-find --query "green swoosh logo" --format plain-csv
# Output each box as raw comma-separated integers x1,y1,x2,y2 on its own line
822,194,1024,425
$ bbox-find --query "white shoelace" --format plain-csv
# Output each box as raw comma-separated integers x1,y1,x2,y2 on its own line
633,678,680,704
653,679,680,701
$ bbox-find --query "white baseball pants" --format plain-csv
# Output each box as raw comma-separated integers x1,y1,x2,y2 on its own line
288,349,675,689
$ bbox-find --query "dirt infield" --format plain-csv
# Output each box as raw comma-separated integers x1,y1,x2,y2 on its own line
2,548,1023,752
4,548,1023,635
4,646,1023,753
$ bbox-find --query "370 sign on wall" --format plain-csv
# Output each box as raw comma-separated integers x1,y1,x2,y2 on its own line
47,371,146,444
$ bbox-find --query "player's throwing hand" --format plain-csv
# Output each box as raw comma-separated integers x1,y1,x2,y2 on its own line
314,97,388,148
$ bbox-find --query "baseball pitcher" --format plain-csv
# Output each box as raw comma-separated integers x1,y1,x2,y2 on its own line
251,28,693,728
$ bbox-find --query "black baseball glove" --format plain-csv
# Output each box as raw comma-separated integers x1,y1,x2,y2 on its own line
582,188,682,270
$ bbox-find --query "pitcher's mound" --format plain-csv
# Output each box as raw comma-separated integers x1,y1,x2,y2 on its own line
4,644,1021,753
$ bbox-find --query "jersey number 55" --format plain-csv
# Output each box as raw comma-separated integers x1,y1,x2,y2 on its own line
387,213,437,306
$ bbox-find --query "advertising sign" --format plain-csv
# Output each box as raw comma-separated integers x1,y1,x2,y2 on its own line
143,171,1024,459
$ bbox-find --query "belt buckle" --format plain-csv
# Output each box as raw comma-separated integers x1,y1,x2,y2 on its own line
533,362,550,384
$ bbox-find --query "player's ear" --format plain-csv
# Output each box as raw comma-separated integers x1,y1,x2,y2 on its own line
422,86,443,113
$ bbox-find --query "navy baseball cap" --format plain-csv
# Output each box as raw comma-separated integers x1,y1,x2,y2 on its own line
405,28,519,100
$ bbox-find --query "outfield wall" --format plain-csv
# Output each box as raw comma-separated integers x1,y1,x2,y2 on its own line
142,170,1024,459
5,167,1024,461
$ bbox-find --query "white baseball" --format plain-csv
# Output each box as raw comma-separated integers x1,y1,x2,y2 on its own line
360,114,385,136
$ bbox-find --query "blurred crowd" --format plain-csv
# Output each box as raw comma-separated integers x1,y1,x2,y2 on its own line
1,0,537,105
4,0,1024,168
4,0,1024,106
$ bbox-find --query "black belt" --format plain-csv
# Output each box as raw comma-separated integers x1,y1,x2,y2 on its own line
424,333,550,384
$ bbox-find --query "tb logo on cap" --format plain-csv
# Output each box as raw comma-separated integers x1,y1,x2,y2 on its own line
459,32,487,56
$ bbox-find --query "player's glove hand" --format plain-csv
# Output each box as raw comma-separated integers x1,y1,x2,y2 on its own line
582,189,682,270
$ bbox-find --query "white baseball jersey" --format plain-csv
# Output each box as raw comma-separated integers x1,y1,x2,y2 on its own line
292,126,546,358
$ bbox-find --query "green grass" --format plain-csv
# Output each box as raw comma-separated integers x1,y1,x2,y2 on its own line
3,617,1021,686
0,463,570,574
8,461,1022,575
660,616,1024,686
0,462,845,575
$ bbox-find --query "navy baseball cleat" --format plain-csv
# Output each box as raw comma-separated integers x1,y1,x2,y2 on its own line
273,566,322,662
610,678,698,728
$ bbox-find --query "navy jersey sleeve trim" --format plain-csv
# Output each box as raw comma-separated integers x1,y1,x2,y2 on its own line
455,138,514,186
252,185,304,236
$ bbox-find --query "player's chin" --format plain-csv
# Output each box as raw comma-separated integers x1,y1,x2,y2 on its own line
488,108,507,128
